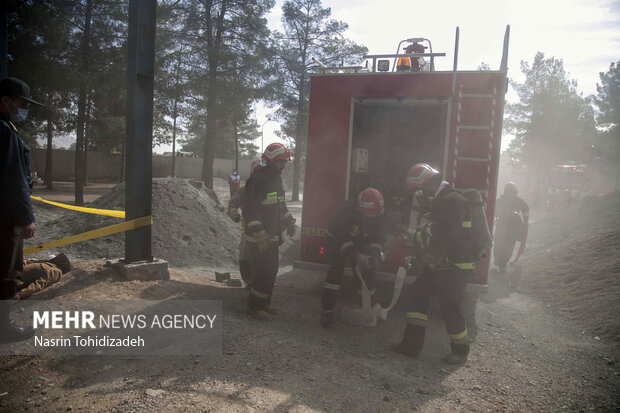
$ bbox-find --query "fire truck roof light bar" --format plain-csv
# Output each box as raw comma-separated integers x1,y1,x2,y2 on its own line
365,53,445,72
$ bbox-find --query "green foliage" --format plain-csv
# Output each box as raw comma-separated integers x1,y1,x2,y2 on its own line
153,0,274,184
7,0,127,155
593,61,620,188
271,0,367,199
504,52,596,172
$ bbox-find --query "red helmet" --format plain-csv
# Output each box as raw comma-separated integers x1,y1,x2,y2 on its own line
504,182,518,196
262,143,291,164
250,158,264,174
357,187,384,217
406,163,440,190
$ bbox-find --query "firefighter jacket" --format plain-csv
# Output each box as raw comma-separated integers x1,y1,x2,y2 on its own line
243,166,294,244
0,118,34,226
426,187,475,270
327,199,386,260
496,194,529,224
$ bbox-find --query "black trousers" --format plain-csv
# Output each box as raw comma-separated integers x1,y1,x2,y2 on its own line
238,238,255,286
493,219,520,269
0,224,23,326
401,267,470,354
246,242,279,310
321,238,376,311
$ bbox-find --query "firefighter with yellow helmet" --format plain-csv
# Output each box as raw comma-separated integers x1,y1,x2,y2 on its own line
320,187,387,329
393,163,474,364
243,143,295,320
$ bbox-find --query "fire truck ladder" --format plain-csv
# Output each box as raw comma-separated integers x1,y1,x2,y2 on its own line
451,83,501,209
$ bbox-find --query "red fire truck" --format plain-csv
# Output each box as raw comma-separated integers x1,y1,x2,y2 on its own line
296,27,510,290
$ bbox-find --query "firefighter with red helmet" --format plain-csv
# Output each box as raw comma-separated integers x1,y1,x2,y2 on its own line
493,182,529,273
393,163,474,364
320,187,387,329
227,158,265,287
243,143,295,320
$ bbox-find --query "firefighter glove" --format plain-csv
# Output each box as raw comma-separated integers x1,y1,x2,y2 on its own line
254,230,270,252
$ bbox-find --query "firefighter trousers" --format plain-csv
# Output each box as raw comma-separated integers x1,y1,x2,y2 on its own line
238,238,255,287
246,241,279,310
493,226,518,270
321,242,376,311
400,267,471,356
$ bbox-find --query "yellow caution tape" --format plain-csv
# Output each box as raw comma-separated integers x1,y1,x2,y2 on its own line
23,215,152,255
30,196,125,219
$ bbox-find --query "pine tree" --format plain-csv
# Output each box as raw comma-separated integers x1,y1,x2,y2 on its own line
504,52,596,193
593,61,620,189
273,0,367,200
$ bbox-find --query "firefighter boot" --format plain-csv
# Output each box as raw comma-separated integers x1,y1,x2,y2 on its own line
247,304,270,321
265,307,278,315
320,310,335,329
391,324,425,358
444,342,470,365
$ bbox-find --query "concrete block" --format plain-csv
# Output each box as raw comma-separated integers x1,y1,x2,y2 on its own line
106,258,170,281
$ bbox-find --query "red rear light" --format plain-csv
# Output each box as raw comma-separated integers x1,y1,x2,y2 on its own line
319,246,325,255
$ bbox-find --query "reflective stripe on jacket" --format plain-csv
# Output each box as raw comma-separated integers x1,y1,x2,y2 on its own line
242,166,291,242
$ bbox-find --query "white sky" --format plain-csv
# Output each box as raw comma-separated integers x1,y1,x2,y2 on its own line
154,0,620,154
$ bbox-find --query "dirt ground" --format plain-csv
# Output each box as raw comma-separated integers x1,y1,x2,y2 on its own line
0,180,618,412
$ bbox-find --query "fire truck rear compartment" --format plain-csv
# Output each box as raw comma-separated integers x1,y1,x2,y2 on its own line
348,99,448,228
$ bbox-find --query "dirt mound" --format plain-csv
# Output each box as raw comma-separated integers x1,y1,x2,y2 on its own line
27,178,242,268
519,191,620,341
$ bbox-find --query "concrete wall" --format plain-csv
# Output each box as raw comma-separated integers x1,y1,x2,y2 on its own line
31,148,253,182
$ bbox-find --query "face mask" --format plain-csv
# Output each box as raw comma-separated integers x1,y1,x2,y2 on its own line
11,108,29,123
5,98,28,123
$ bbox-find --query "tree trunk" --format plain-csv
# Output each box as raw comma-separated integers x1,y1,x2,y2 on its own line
201,81,216,188
233,111,238,173
83,95,91,187
75,82,86,206
201,0,227,188
44,91,53,190
171,97,178,177
74,0,93,206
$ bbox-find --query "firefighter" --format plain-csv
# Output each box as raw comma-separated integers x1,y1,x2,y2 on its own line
393,163,474,364
243,143,295,320
493,182,529,273
320,187,386,329
227,158,264,287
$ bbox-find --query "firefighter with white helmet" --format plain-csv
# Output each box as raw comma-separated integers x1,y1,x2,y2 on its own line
243,143,296,320
320,187,387,329
394,163,474,364
493,182,529,273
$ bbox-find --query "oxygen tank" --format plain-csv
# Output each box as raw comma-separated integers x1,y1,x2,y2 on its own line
459,189,493,256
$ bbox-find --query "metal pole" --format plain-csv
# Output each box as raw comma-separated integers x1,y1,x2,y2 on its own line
125,0,156,262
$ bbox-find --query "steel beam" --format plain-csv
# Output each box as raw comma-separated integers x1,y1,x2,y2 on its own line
125,0,156,262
